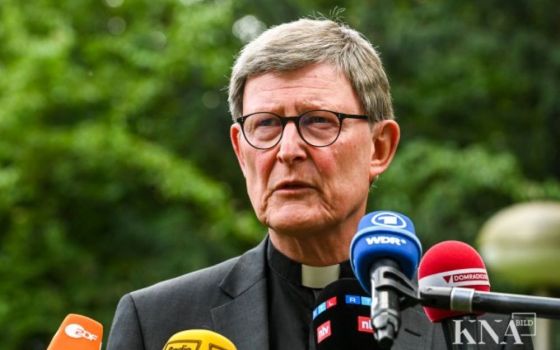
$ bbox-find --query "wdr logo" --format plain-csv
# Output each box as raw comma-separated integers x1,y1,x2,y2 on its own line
365,236,407,246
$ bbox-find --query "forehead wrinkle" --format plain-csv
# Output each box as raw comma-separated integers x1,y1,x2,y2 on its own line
254,83,335,92
248,68,342,93
247,94,343,115
243,63,358,114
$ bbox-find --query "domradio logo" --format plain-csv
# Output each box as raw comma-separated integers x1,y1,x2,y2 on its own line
443,271,489,284
419,268,490,289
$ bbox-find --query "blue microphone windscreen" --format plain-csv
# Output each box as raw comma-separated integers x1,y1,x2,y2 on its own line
349,211,422,294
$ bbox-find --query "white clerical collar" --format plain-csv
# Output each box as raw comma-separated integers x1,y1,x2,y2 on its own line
301,264,340,289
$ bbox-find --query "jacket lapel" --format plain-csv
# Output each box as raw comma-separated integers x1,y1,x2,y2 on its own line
393,304,434,349
211,239,269,350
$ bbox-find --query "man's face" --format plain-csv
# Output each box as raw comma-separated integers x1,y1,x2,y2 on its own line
231,63,398,237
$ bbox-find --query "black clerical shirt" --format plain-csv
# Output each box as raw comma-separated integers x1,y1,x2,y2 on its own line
266,240,355,350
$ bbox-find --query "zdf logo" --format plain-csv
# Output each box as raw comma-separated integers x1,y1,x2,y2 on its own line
65,323,99,341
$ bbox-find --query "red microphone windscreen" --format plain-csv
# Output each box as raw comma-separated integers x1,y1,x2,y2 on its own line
418,240,491,322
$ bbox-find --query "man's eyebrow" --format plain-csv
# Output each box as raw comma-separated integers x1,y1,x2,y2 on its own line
244,100,329,115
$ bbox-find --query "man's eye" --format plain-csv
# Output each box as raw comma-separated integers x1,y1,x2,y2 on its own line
302,114,338,127
255,117,280,127
305,116,330,124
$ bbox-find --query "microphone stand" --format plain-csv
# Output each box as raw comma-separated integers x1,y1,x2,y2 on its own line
369,263,418,349
372,276,560,349
419,286,560,319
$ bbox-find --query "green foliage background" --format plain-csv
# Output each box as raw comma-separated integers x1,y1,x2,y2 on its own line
0,0,558,348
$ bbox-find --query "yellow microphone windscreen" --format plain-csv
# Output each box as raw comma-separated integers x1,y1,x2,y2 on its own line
162,329,236,350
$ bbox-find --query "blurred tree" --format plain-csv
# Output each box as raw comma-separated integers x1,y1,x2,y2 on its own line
370,140,560,248
345,0,560,180
0,0,261,348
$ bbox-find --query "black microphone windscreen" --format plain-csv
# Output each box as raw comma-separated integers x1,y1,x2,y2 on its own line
312,278,378,349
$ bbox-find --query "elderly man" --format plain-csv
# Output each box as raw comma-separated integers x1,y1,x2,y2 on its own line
107,19,531,350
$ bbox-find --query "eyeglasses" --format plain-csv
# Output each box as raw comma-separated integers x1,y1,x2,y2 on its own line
235,110,369,150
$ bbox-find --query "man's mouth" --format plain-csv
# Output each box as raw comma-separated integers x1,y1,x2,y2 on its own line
275,181,314,191
282,183,307,189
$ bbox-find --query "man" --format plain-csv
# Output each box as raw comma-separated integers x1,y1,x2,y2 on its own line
107,19,532,349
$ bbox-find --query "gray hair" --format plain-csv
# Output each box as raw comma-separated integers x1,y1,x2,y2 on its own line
228,18,394,123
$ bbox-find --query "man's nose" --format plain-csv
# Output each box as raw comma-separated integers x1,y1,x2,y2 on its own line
276,121,307,163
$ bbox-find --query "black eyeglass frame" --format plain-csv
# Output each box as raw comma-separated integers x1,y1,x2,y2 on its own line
235,109,369,150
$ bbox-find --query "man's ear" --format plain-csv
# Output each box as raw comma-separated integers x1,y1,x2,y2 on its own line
230,123,247,178
369,120,400,183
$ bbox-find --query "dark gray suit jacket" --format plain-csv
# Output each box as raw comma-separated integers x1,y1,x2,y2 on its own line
107,239,532,349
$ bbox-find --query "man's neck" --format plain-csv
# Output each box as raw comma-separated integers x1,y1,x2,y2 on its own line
268,228,354,266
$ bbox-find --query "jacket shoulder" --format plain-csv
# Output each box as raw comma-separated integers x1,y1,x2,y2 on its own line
131,255,240,306
107,239,268,350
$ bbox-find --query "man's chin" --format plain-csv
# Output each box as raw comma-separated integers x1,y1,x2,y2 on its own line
265,210,328,237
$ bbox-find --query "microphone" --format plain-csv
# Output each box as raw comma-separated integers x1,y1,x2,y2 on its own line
311,278,377,349
349,211,422,348
418,240,490,322
418,240,490,348
47,313,103,350
162,329,237,350
418,240,560,319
